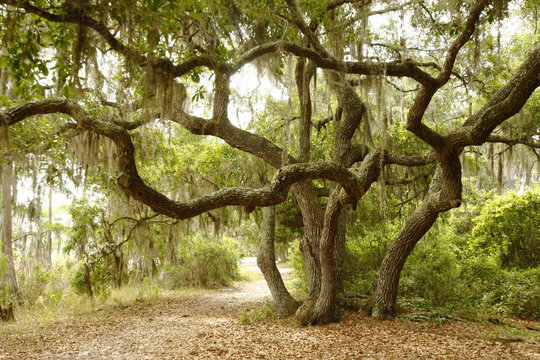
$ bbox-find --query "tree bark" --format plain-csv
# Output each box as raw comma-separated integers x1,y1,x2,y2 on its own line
292,183,323,299
0,302,14,321
257,206,299,317
334,208,347,294
312,192,343,324
113,246,123,288
83,262,94,298
374,155,462,319
1,127,20,304
373,200,439,319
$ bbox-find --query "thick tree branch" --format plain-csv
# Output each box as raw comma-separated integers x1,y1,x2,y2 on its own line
236,41,437,85
2,99,372,220
453,44,540,147
173,110,295,168
486,135,540,149
406,0,487,148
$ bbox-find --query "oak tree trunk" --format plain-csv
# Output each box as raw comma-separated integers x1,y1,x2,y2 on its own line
114,247,124,288
312,193,343,324
257,206,299,317
373,201,439,319
292,183,323,300
374,157,462,319
334,209,347,294
83,262,94,298
0,303,14,322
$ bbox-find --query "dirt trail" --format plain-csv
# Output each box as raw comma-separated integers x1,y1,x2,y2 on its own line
1,264,539,359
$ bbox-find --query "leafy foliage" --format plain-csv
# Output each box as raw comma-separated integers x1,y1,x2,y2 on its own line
160,235,243,288
471,187,540,269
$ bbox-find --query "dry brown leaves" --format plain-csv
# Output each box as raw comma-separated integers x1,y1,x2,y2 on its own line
0,276,538,359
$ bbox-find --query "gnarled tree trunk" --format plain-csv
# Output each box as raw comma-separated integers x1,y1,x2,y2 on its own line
374,156,463,319
293,182,323,300
257,206,299,317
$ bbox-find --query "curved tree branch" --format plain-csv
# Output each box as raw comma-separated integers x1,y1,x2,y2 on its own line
486,134,540,150
405,0,488,148
2,99,371,220
452,44,540,148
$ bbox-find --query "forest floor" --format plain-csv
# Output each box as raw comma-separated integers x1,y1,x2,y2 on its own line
1,262,539,359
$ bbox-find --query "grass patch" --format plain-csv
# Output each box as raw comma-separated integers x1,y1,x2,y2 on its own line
238,265,264,281
238,299,279,325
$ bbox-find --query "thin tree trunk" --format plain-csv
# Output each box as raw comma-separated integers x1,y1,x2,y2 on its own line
45,185,53,268
257,206,299,317
83,262,94,298
34,220,42,265
1,126,20,305
167,227,177,264
0,302,14,321
56,232,62,255
114,246,123,288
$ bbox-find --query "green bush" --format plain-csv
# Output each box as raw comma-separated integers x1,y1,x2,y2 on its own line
344,222,398,295
18,263,69,306
399,235,463,311
238,299,279,325
288,240,308,292
160,235,243,288
471,187,540,269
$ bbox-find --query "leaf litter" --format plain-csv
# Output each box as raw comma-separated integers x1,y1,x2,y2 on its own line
0,268,538,359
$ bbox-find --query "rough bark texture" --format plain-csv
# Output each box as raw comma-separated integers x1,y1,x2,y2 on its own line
256,207,299,317
292,60,324,303
374,154,463,318
334,208,347,294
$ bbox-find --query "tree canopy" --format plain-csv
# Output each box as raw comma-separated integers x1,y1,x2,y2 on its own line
1,0,539,324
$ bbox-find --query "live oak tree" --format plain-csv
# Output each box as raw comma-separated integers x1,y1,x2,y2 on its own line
1,0,539,324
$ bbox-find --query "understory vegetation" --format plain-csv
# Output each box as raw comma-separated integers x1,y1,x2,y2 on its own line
0,233,244,323
291,186,540,320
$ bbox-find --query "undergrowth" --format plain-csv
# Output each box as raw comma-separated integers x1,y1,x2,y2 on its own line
238,299,279,325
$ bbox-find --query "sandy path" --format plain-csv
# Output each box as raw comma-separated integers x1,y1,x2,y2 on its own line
1,263,538,359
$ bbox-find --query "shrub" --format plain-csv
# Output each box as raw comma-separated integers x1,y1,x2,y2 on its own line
344,222,398,295
288,240,308,292
160,235,243,289
398,233,463,311
17,263,70,306
471,187,540,269
464,264,540,320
